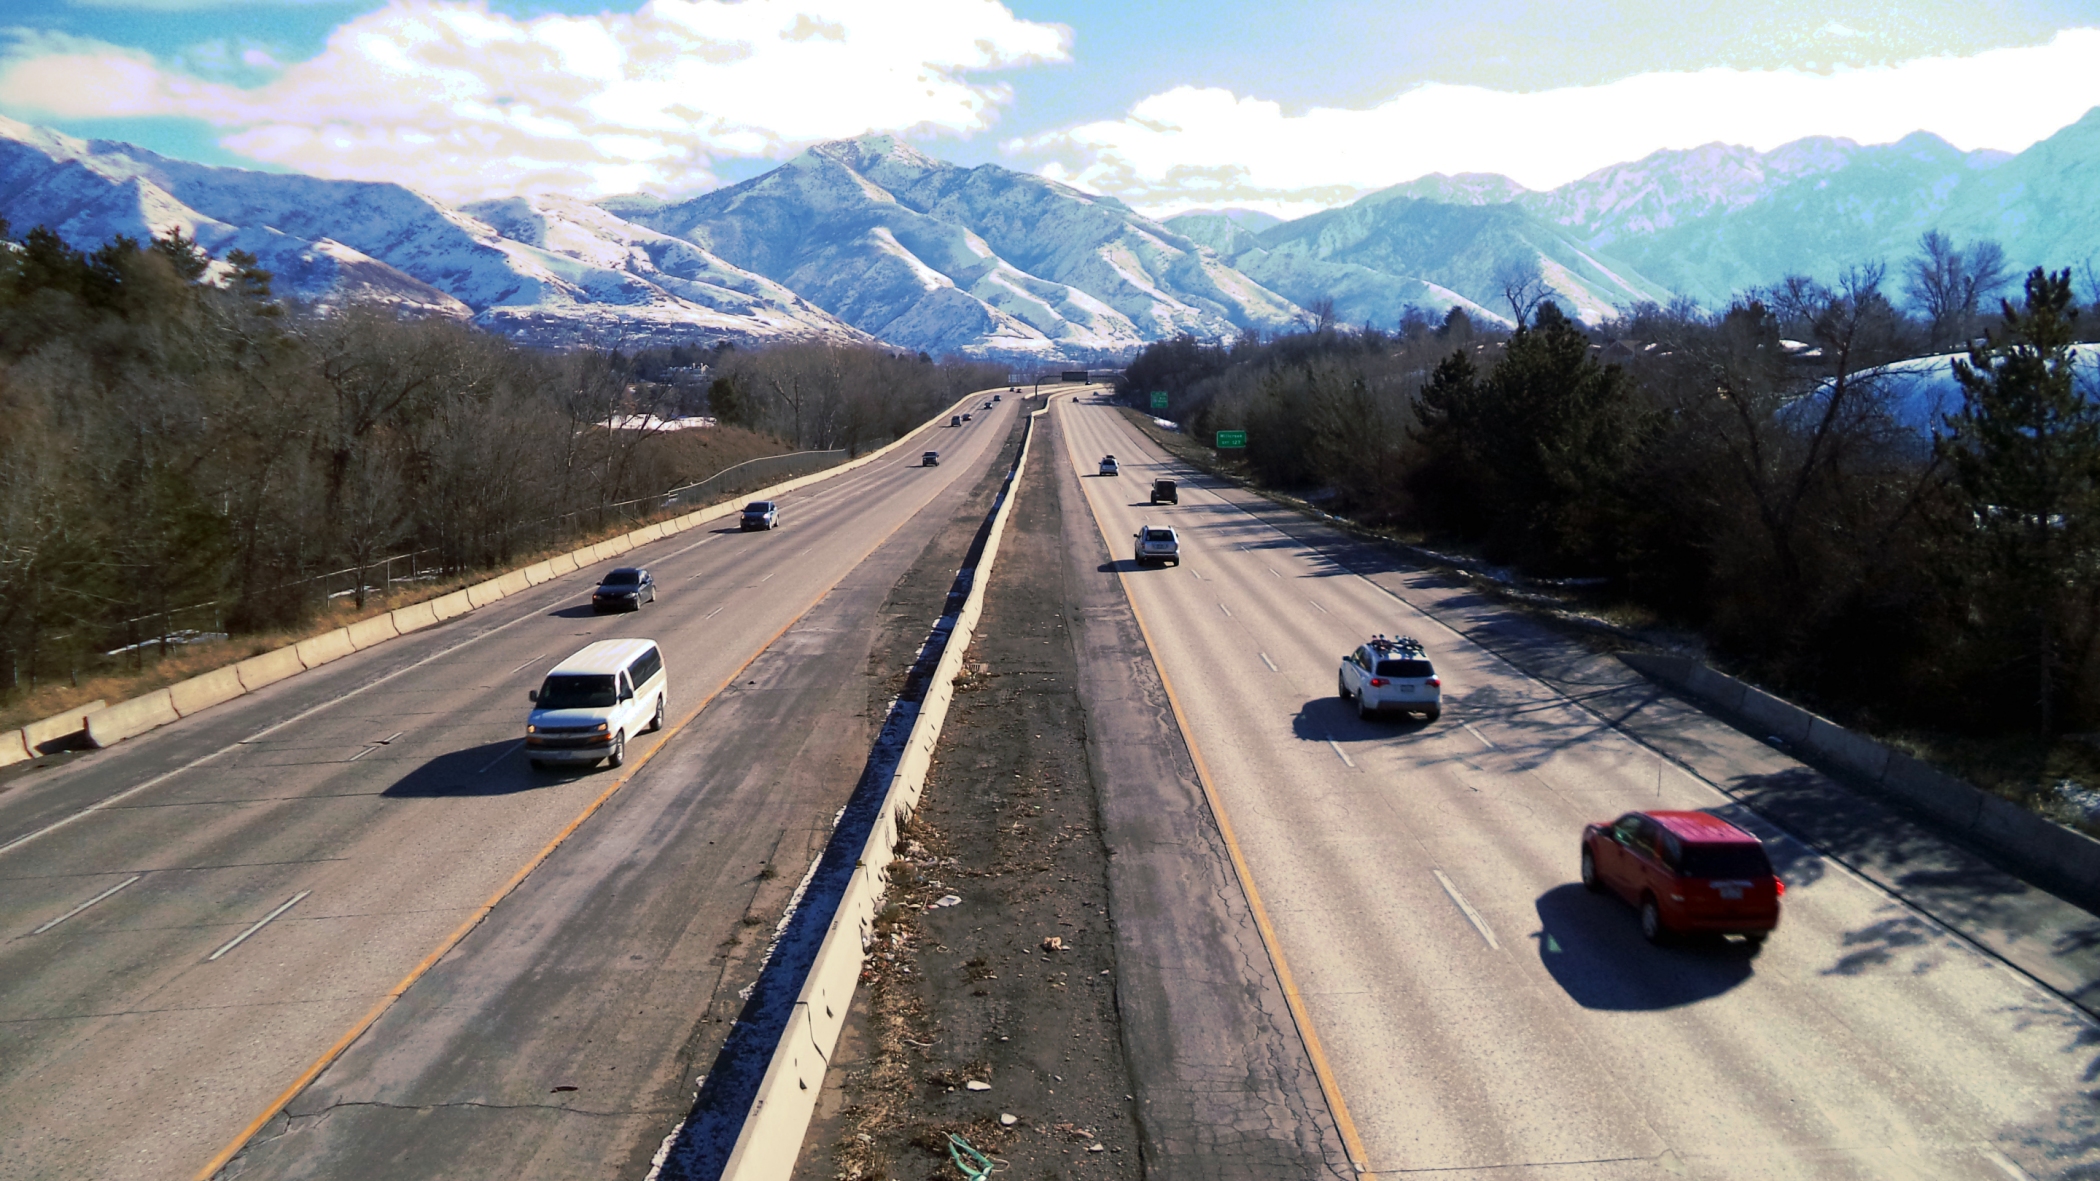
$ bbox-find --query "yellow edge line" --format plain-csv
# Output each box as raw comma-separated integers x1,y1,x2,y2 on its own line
191,442,965,1180
1055,396,1378,1178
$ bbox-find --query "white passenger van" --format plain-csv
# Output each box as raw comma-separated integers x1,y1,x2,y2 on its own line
525,638,667,770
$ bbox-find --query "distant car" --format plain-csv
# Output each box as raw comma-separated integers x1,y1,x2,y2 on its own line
994,394,1002,402
950,415,963,427
1133,524,1180,566
591,566,656,613
740,501,780,531
1150,478,1178,504
983,401,993,409
922,450,940,466
962,413,974,423
1337,635,1440,721
1581,811,1784,944
1099,455,1119,476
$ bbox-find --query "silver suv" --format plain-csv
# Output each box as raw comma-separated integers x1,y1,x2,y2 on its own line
1338,635,1441,721
1134,524,1180,566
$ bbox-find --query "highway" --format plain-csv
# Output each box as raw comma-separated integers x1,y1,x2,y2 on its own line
1056,396,2100,1181
0,391,1025,1181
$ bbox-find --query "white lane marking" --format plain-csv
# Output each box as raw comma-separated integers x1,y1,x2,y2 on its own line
378,731,405,745
1325,737,1355,768
1218,602,1232,618
1434,870,1500,950
704,605,726,620
1259,652,1278,672
1464,723,1495,751
1982,1148,2037,1181
0,591,558,860
758,572,775,583
661,533,717,561
508,654,544,674
208,890,309,961
477,740,525,774
346,746,376,762
1308,599,1329,614
1266,566,1282,579
1187,568,1201,581
30,875,142,935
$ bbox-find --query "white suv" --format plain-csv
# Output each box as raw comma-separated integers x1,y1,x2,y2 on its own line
1338,635,1441,721
526,639,667,769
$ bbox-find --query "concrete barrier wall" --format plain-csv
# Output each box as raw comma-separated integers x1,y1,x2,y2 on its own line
1622,651,2100,907
25,386,1005,766
295,628,357,669
717,400,1045,1181
390,601,440,635
235,649,305,693
85,689,180,747
168,666,246,717
344,614,399,650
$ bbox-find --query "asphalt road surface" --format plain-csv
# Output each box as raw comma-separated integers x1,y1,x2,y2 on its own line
1057,397,2100,1181
0,391,1025,1181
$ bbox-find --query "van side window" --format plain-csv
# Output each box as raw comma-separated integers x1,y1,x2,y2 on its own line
628,646,664,686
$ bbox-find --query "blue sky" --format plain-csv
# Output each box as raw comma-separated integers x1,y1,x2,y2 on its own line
6,0,2100,214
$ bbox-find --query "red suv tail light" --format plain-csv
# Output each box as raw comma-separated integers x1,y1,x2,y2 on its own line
1427,677,1441,687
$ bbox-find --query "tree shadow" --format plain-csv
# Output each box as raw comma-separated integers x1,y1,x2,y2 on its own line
381,740,581,797
1532,883,1757,1010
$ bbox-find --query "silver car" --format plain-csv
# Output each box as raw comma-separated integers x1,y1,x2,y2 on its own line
1338,636,1441,721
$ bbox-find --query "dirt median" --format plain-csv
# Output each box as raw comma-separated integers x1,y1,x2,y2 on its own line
794,408,1140,1179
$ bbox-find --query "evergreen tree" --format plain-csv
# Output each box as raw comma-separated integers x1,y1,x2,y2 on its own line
1940,268,2099,733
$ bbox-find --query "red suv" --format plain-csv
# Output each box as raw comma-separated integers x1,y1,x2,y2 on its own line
1580,810,1782,943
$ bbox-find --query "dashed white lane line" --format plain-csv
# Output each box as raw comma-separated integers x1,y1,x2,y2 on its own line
477,740,525,774
1260,652,1278,672
1326,737,1355,768
1464,722,1496,751
30,875,141,935
1218,602,1232,618
1434,869,1500,950
1308,599,1329,614
1436,865,1503,945
1983,1148,2037,1181
208,890,309,961
1266,566,1282,579
346,746,376,762
508,654,545,674
704,605,726,620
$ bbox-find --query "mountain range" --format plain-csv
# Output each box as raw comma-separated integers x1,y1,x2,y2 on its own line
3,107,2100,358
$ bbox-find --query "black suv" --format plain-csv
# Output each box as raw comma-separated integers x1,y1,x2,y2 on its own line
1150,478,1178,504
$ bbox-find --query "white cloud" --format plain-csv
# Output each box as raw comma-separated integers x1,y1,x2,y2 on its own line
1012,27,2100,218
0,0,1069,200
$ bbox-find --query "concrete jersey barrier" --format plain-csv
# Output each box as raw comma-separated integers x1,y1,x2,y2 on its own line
1620,651,2100,909
713,399,1049,1181
15,385,1014,766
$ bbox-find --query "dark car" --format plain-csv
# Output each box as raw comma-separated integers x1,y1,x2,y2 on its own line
740,501,780,531
1580,810,1783,943
950,415,963,427
922,451,940,466
1150,478,1178,504
591,566,655,612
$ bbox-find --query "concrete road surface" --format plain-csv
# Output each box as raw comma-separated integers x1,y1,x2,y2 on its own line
1056,396,2100,1181
0,392,1024,1181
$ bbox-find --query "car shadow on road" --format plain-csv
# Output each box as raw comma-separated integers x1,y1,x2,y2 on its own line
381,740,579,797
546,604,604,618
1532,883,1757,1010
1293,694,1434,743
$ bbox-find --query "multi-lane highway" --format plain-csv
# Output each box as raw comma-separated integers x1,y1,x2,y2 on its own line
0,391,1025,1180
1056,396,2100,1181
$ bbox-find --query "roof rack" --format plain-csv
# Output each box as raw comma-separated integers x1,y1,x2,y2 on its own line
1368,634,1425,654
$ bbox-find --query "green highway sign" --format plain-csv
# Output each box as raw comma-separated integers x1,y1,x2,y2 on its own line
1150,390,1169,410
1215,430,1248,449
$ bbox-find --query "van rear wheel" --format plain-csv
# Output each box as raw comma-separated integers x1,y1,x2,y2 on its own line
649,695,665,732
607,731,626,768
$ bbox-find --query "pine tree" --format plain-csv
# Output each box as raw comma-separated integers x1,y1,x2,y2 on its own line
1940,268,2099,733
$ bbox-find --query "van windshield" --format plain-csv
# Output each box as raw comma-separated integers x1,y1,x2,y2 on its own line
538,674,618,710
1676,842,1772,879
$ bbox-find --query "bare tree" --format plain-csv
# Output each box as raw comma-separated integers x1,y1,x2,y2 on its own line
1493,254,1550,328
1906,230,2011,349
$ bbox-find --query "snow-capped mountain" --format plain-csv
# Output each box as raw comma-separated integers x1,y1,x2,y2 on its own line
0,116,864,347
610,136,1304,358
